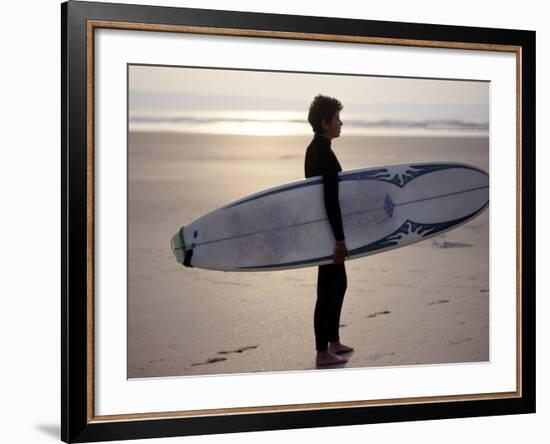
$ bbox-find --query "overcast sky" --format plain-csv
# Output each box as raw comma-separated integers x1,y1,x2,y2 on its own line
129,64,489,121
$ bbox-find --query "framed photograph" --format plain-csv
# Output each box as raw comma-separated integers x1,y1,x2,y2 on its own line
62,1,536,442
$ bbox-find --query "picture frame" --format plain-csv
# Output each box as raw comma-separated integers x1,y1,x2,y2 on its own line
61,1,536,442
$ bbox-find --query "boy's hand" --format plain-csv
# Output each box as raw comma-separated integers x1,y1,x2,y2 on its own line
333,241,348,264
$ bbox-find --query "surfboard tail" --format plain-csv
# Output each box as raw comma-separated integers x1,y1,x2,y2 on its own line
171,226,195,267
171,228,185,264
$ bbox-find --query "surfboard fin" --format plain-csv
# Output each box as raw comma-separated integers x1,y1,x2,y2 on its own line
183,248,194,267
176,226,193,267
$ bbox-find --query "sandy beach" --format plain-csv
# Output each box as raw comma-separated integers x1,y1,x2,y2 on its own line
127,131,489,378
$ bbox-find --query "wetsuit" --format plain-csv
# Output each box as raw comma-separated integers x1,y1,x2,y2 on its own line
304,134,347,352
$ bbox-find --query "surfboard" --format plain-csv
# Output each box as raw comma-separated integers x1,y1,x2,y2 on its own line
171,162,489,272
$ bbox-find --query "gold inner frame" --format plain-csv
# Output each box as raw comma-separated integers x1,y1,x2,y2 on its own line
85,19,523,423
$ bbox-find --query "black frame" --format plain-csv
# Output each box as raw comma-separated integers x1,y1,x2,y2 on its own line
62,1,536,442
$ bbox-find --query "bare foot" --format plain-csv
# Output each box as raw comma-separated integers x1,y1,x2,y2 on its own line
316,351,348,366
328,341,354,355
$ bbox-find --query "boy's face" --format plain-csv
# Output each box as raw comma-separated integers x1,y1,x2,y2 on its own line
322,111,342,140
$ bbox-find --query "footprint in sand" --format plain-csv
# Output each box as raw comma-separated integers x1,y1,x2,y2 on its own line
367,310,391,318
188,346,260,368
428,299,450,306
190,357,227,367
217,345,258,355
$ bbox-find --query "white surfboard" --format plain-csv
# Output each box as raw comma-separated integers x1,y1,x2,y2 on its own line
171,162,489,272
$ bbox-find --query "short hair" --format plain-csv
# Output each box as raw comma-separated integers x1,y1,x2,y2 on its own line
307,95,343,134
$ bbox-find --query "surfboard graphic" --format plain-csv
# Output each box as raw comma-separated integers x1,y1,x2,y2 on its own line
171,162,489,271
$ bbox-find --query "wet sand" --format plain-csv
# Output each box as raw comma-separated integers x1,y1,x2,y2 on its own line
127,132,489,378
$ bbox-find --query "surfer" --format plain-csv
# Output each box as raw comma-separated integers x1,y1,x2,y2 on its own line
305,94,354,367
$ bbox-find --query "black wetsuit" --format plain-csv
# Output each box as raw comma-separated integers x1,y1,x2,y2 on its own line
304,134,347,352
